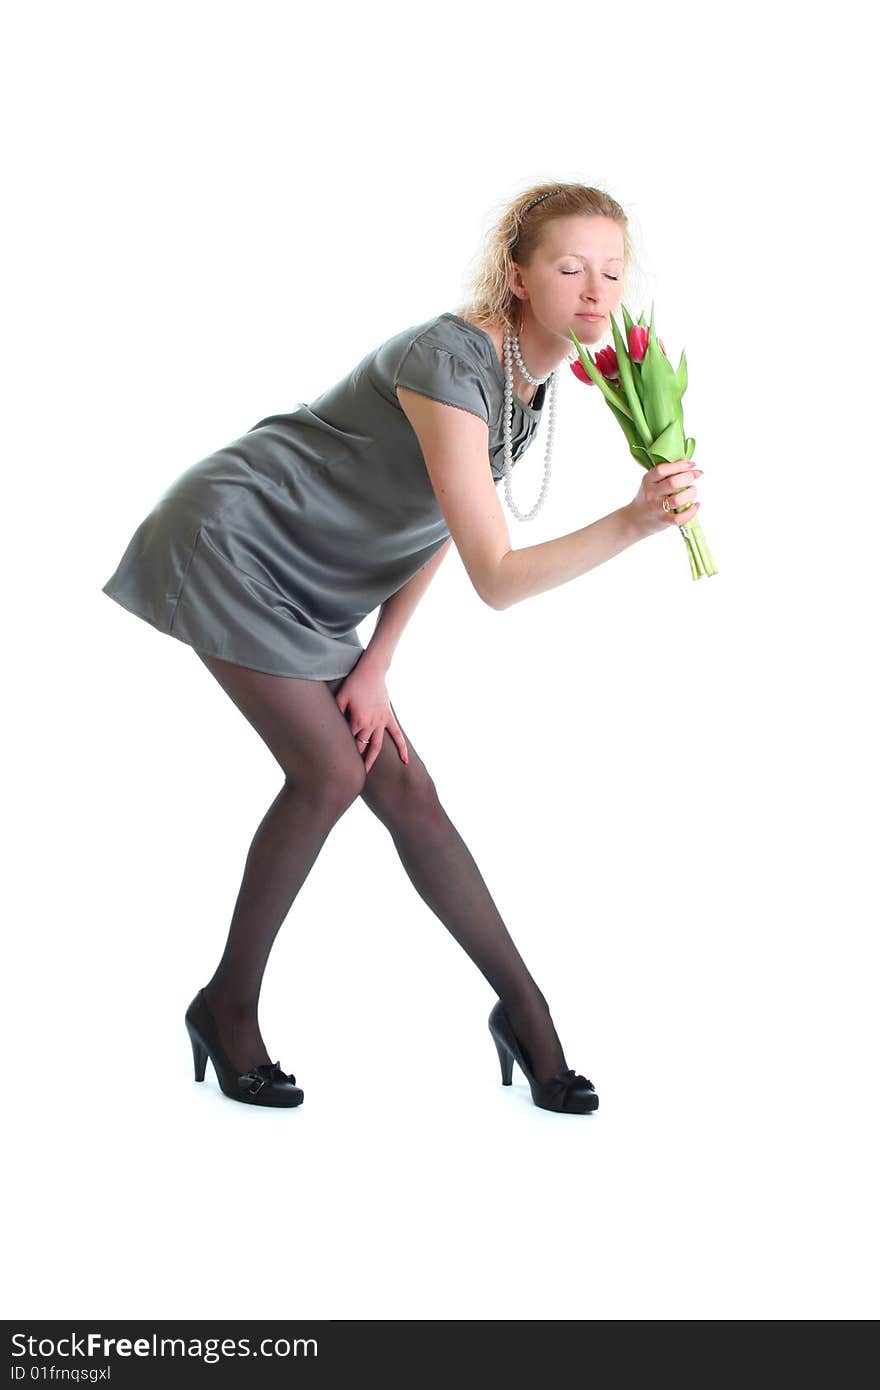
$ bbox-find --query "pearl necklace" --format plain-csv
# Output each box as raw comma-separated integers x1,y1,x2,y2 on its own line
501,323,559,522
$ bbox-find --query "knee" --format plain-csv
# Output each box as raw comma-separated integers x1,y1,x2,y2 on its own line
362,756,442,826
402,764,442,816
288,755,366,821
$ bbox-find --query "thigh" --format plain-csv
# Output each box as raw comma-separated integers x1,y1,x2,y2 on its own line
196,652,365,794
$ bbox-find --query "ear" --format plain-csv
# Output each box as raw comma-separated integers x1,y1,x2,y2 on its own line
505,251,528,302
509,269,527,301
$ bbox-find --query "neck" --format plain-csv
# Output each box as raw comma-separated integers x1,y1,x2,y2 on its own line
461,312,566,403
512,310,570,382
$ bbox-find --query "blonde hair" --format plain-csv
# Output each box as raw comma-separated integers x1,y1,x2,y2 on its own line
454,181,638,352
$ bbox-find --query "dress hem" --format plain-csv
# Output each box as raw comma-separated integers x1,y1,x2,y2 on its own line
101,585,363,681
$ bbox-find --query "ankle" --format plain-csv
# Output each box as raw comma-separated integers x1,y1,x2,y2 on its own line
501,996,567,1083
203,980,259,1022
503,993,552,1034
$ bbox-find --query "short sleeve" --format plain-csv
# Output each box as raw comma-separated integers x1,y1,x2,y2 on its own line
393,337,491,425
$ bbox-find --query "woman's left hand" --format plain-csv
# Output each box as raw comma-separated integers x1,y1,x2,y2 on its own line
333,652,409,774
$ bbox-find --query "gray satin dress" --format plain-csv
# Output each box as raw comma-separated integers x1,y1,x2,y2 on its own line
101,312,547,679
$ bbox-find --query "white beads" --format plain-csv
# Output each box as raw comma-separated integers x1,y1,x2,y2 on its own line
501,325,558,523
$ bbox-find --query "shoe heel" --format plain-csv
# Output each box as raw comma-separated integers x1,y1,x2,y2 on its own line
492,1032,514,1086
186,1022,209,1082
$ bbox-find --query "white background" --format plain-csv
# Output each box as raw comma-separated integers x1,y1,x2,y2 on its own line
4,0,877,1321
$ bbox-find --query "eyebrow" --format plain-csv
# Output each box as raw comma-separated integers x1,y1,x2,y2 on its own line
557,252,624,263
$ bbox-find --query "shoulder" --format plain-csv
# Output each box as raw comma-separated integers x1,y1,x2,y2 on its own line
387,314,496,425
372,313,494,376
417,313,501,373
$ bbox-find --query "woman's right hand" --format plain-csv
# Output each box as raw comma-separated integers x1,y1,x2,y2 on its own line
628,459,703,539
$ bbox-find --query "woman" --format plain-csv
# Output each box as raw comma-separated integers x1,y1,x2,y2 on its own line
101,181,700,1114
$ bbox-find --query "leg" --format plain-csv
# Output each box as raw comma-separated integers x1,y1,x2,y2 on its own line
359,702,569,1083
193,654,365,1073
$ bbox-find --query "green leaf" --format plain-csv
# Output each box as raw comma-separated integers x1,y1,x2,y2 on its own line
630,445,654,469
641,309,684,441
607,310,652,446
676,349,688,397
607,395,642,449
649,418,687,463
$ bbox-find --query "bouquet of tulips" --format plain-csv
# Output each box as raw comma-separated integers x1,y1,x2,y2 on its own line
568,305,716,580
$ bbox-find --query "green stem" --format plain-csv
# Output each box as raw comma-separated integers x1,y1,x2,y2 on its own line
692,519,717,575
681,526,699,578
678,518,717,578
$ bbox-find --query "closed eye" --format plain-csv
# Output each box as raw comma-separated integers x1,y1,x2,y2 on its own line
561,270,619,280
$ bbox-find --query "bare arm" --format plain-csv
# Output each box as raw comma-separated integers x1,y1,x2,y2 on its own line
491,506,644,609
396,387,649,611
362,536,453,672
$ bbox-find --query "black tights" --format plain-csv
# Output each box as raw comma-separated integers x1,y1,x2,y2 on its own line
195,653,568,1084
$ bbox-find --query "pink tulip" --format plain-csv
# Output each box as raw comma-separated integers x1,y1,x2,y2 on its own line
628,324,666,361
570,344,620,385
595,345,620,380
629,324,649,361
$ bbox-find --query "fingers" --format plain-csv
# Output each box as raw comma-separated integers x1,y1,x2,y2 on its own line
659,485,699,510
357,726,411,773
653,458,698,480
363,733,383,774
353,727,380,772
654,465,701,502
667,497,700,524
388,721,410,765
354,724,411,775
349,695,411,774
651,459,702,526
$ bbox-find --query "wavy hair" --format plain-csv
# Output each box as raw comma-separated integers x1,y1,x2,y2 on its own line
454,181,638,354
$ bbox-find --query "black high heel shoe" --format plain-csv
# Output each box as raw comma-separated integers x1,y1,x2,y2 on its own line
488,1000,598,1113
184,988,303,1107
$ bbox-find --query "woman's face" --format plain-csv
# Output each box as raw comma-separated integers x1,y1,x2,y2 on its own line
512,214,626,347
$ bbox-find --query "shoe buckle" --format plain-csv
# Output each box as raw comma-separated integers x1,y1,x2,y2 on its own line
241,1061,294,1096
